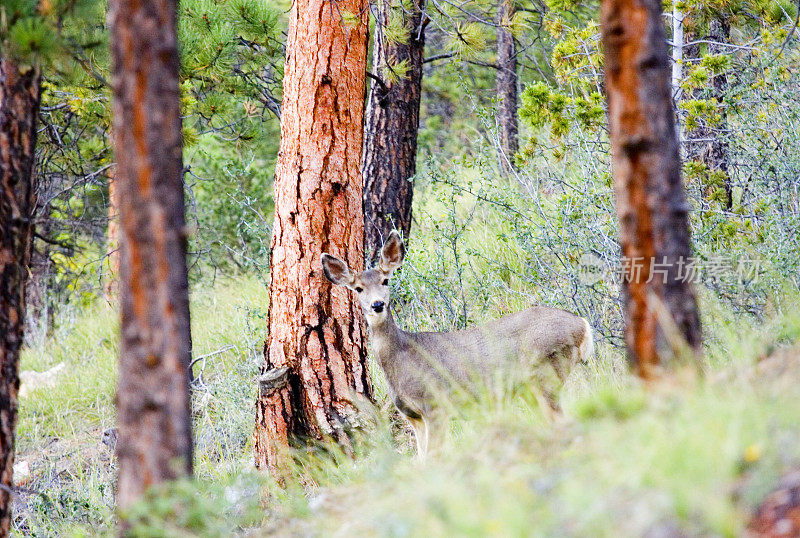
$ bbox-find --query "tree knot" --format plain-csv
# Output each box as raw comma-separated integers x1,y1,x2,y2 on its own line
259,367,290,397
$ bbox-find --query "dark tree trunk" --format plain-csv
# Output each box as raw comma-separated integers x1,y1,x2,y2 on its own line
363,0,425,263
701,17,732,209
0,58,41,537
600,0,702,379
707,17,731,209
24,242,53,345
496,0,519,174
26,186,56,343
253,0,372,476
108,0,193,511
683,17,732,209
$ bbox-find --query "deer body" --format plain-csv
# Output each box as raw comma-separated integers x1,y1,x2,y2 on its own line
322,231,593,456
372,306,591,412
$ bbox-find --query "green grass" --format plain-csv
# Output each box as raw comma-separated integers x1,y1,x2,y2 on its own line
13,275,800,537
14,277,269,536
275,351,800,537
18,302,117,449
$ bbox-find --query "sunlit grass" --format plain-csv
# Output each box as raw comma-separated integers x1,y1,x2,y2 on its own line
275,319,800,537
14,276,268,535
18,301,118,449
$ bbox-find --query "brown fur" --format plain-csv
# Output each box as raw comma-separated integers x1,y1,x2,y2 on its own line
322,231,593,456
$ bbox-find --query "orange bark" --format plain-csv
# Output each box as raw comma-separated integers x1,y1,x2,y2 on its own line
104,167,119,301
254,0,371,474
600,0,702,378
109,0,193,511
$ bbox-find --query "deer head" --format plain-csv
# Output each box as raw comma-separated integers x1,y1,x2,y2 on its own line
321,230,405,325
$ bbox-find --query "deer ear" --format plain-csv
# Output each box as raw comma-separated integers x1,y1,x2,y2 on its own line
379,231,405,274
321,254,355,287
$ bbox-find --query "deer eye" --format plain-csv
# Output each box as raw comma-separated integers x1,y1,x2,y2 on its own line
354,286,363,293
382,279,389,286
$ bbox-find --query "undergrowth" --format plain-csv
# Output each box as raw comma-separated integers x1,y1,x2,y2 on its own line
12,162,800,536
12,270,800,536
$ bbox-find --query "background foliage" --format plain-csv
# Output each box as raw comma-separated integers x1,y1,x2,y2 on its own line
8,0,800,534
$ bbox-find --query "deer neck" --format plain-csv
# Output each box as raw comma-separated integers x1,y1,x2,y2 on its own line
368,308,404,368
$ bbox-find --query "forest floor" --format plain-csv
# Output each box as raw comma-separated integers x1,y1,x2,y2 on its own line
11,276,800,536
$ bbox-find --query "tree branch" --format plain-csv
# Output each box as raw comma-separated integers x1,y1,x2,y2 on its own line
366,71,389,94
423,53,499,70
424,52,456,64
34,232,75,253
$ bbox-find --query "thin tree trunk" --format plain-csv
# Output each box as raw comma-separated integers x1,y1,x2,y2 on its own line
671,5,683,102
24,241,52,345
104,167,119,301
0,57,41,537
363,0,425,263
671,4,684,149
682,28,701,159
253,0,372,475
496,0,519,174
703,17,732,209
108,0,193,511
600,0,702,379
683,17,732,209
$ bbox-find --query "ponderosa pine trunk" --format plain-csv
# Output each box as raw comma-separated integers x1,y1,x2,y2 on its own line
496,0,519,174
363,0,425,263
0,57,41,537
253,0,372,475
108,0,193,511
600,0,702,379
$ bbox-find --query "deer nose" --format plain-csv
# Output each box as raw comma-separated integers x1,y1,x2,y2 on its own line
371,301,385,313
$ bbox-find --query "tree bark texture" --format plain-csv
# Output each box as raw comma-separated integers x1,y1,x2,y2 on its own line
104,167,120,301
686,17,732,209
496,0,519,174
600,0,702,379
108,0,193,510
0,57,40,538
253,0,372,475
363,0,425,263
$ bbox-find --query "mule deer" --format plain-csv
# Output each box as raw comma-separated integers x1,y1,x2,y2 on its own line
321,231,593,456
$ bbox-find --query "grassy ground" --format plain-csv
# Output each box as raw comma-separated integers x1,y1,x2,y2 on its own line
14,277,269,536
12,275,800,537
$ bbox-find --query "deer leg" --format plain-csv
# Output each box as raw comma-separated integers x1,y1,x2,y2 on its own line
529,380,558,422
541,386,562,414
550,349,579,385
407,417,428,460
551,355,568,384
532,360,563,421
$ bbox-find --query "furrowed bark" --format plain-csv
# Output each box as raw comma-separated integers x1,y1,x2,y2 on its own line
254,0,372,475
600,0,702,379
496,0,519,174
0,57,41,537
363,0,425,263
108,0,193,511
